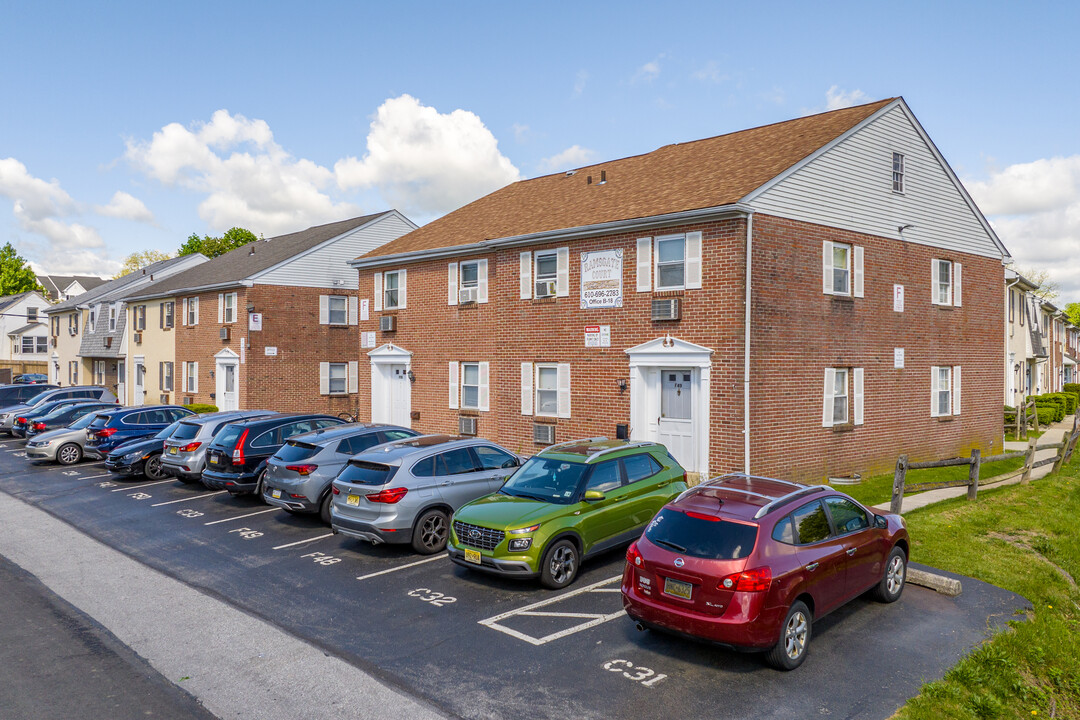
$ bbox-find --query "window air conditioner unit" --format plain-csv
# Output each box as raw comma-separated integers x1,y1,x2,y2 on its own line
182,396,194,405
160,393,169,404
535,280,557,298
651,298,681,321
133,332,143,344
533,423,555,445
220,326,230,341
458,416,477,436
458,287,479,304
68,327,77,336
379,315,396,332
104,337,112,349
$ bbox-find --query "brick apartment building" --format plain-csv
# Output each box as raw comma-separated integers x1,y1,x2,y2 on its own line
348,98,1011,482
124,212,415,414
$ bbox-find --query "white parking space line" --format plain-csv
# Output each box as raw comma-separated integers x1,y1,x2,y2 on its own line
478,575,624,646
204,508,280,525
150,491,227,507
79,473,111,480
355,555,444,581
272,533,335,551
110,479,174,492
4,448,26,453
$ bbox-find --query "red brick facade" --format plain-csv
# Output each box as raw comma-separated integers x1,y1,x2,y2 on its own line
353,213,1004,482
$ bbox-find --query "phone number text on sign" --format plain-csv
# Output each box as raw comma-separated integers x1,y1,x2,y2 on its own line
580,249,623,309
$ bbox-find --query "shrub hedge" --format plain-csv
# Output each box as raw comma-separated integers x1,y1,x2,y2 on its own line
187,403,218,414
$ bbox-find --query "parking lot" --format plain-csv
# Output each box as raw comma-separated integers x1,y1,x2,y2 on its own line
0,441,1031,720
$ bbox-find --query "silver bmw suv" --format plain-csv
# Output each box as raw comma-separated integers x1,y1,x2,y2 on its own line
330,435,523,554
161,410,275,483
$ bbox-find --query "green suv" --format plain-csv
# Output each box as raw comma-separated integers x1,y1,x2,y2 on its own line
447,438,688,589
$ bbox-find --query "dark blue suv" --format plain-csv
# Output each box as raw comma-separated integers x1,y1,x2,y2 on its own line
85,405,195,458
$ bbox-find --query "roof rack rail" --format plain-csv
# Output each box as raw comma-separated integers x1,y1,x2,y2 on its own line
753,485,826,519
545,436,608,452
586,441,654,463
379,433,458,451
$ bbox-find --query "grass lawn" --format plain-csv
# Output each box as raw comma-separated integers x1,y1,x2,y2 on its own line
839,455,1027,508
1004,430,1046,443
894,457,1080,719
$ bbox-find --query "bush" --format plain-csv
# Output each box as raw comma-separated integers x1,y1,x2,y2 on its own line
1037,406,1056,426
1063,382,1080,397
187,403,218,414
1063,391,1079,415
1032,394,1066,422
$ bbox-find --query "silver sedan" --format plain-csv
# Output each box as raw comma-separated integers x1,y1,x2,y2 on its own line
25,412,108,465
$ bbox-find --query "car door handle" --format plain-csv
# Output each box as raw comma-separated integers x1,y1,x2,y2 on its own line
805,562,819,572
846,548,856,556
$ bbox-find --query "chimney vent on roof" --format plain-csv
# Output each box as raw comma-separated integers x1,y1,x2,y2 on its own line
587,176,592,185
599,170,607,184
249,246,256,255
565,170,576,176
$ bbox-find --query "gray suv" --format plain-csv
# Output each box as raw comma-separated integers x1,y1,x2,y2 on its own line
330,435,522,554
0,385,116,435
264,423,418,523
160,410,275,483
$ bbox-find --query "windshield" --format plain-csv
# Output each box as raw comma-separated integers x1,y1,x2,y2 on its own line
644,508,758,560
171,422,201,441
500,457,588,505
155,421,183,440
337,460,397,486
212,424,245,449
274,441,320,463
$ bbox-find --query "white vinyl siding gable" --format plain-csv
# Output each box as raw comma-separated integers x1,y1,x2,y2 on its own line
748,104,1004,260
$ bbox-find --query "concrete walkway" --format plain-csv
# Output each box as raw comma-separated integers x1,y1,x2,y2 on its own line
872,419,1073,514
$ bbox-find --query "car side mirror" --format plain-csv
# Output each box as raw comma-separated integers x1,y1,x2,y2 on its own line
874,514,888,529
584,490,606,502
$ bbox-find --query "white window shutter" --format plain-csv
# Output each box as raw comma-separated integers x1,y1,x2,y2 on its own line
557,363,571,418
192,362,198,394
930,260,939,305
448,263,458,305
448,362,459,409
953,263,962,307
822,241,834,295
952,366,962,415
636,238,652,292
181,299,188,326
319,295,329,324
477,259,489,303
348,296,358,325
930,367,939,416
853,246,864,298
519,252,532,299
478,361,490,411
319,362,329,395
685,231,702,290
853,368,864,425
348,361,359,394
822,368,835,427
217,293,224,323
398,269,407,309
373,273,383,311
193,298,199,325
520,362,533,415
556,248,570,297
181,362,188,392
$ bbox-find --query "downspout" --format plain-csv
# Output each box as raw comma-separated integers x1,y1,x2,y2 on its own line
1004,270,1020,407
744,211,754,475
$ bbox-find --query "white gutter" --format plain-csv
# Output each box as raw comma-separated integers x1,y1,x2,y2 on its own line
743,211,754,474
349,203,755,269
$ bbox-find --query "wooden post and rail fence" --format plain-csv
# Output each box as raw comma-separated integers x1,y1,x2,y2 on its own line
890,409,1080,514
1004,397,1039,440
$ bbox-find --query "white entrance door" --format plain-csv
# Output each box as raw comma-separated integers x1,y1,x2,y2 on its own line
658,368,695,468
117,361,126,405
217,361,238,411
133,360,145,406
388,364,411,427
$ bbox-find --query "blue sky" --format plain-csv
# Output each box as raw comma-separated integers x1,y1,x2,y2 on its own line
2,1,1077,294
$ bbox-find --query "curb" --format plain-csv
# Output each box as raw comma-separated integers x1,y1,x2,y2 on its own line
907,568,962,597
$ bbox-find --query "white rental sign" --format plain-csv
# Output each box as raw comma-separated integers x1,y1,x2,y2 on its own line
585,325,611,347
580,249,623,309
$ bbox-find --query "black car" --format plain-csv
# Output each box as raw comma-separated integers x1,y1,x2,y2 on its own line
12,373,49,384
24,402,119,440
105,421,185,480
202,414,346,496
12,399,94,437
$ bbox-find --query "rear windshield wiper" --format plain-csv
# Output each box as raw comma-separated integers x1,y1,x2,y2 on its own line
653,538,687,553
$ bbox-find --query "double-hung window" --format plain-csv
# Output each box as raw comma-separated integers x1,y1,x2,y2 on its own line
87,306,97,332
223,293,236,323
35,336,46,353
822,241,863,297
328,363,347,394
822,367,864,427
932,259,961,306
461,362,480,409
319,361,357,395
27,307,38,322
448,361,489,411
184,362,198,394
20,337,34,354
134,305,146,331
892,152,905,193
931,366,962,417
535,252,558,297
186,297,199,325
535,364,559,417
161,302,174,329
520,362,570,418
384,271,402,309
108,304,117,331
69,361,78,384
830,243,850,295
94,360,106,385
328,296,347,325
655,235,685,290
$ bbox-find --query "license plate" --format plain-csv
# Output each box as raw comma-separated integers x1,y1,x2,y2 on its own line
346,494,360,507
169,447,177,455
464,548,482,565
664,577,693,600
209,456,219,465
271,489,281,499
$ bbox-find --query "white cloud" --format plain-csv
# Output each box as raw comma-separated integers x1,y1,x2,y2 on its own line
825,85,871,110
573,70,589,97
95,191,154,223
968,155,1080,299
537,145,597,175
334,94,521,218
125,109,358,236
0,157,76,221
633,56,663,84
30,251,120,277
693,61,728,84
512,123,530,143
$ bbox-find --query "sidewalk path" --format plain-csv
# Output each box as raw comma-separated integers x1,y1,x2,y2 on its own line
873,420,1072,514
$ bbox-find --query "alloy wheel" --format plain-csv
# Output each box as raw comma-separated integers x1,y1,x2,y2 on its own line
783,609,808,660
886,555,905,595
549,545,576,585
419,514,447,550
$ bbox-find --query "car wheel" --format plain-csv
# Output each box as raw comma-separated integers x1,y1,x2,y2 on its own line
319,493,333,525
56,443,82,466
766,601,811,671
411,509,449,554
143,454,166,480
540,539,579,589
872,546,907,603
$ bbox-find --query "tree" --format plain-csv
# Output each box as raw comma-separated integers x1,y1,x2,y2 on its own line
1066,302,1080,327
1016,266,1060,301
177,227,257,258
0,242,45,297
113,249,172,278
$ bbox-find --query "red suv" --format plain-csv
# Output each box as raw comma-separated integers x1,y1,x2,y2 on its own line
621,475,909,670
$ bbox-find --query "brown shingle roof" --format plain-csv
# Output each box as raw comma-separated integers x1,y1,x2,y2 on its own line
360,98,896,260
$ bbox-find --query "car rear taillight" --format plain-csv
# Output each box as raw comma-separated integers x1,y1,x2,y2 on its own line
181,442,202,452
332,486,340,495
684,510,721,522
32,422,45,431
626,541,643,567
286,464,318,476
16,417,27,424
231,429,249,465
96,427,117,438
365,487,408,504
719,566,772,592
